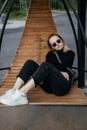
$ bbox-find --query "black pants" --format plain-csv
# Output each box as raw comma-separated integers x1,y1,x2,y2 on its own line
17,60,72,96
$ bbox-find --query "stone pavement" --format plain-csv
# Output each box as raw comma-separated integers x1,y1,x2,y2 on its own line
0,11,87,130
0,18,25,29
0,105,87,130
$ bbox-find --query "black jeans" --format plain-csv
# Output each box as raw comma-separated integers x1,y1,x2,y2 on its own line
17,60,72,96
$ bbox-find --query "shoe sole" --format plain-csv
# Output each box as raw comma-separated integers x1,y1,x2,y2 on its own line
0,99,28,106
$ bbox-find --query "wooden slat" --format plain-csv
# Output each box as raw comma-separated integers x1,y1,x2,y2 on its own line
0,0,87,106
29,83,87,105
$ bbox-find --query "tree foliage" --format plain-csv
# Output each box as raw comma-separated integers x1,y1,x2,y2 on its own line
0,0,79,12
0,0,86,19
49,0,78,10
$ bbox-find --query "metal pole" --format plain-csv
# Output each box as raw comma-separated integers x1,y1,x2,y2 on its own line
0,0,15,50
78,0,86,88
0,0,9,17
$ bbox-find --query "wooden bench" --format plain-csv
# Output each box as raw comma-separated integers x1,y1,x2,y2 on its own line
0,0,87,105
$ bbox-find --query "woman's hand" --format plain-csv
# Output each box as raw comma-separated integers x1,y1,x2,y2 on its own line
61,72,69,81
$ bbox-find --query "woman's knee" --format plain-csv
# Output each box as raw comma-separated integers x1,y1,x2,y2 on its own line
24,60,38,67
25,60,35,65
40,62,51,68
53,87,71,96
21,60,38,72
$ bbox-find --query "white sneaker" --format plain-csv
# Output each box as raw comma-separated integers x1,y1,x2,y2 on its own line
0,90,28,106
0,89,15,101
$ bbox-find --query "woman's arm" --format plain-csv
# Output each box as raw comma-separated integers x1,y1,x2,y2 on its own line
62,50,75,68
46,51,57,64
61,71,69,81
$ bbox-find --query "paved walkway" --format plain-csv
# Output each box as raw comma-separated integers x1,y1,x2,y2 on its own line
0,17,25,29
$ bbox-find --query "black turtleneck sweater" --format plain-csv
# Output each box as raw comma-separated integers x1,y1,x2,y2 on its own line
46,49,75,72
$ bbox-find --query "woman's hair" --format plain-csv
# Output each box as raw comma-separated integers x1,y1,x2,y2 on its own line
48,33,70,52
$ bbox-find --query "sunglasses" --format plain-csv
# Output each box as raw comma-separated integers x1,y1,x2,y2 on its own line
51,39,61,47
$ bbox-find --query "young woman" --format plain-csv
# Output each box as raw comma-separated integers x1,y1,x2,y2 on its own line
0,34,75,106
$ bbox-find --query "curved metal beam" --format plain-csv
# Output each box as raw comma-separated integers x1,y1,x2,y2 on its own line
61,0,79,58
0,0,9,17
0,0,15,50
67,0,87,47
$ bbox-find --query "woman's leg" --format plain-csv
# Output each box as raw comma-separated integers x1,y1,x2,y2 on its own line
12,77,25,90
12,60,39,90
46,66,71,96
19,62,51,94
0,62,71,106
19,62,71,96
20,78,35,94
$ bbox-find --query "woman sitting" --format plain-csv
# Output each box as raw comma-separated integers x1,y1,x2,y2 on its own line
0,33,75,106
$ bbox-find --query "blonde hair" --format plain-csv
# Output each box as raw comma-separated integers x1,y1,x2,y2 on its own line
48,33,70,52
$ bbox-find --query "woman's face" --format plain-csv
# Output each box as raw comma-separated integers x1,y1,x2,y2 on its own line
49,36,64,51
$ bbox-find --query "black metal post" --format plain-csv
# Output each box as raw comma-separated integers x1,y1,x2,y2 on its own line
78,0,86,88
0,0,9,17
61,0,79,58
0,0,15,50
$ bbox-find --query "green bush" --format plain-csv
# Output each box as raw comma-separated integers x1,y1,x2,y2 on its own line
9,10,26,20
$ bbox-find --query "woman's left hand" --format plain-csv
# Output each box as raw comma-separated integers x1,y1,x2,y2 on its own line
61,72,69,81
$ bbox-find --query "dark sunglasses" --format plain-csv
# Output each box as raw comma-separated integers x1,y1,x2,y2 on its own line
51,39,61,47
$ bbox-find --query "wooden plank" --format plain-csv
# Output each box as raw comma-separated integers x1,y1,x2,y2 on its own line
29,84,87,105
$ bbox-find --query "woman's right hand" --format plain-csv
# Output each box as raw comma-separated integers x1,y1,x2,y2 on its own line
61,71,69,81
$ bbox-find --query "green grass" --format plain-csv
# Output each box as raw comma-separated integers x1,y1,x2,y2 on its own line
8,9,87,20
9,10,27,20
